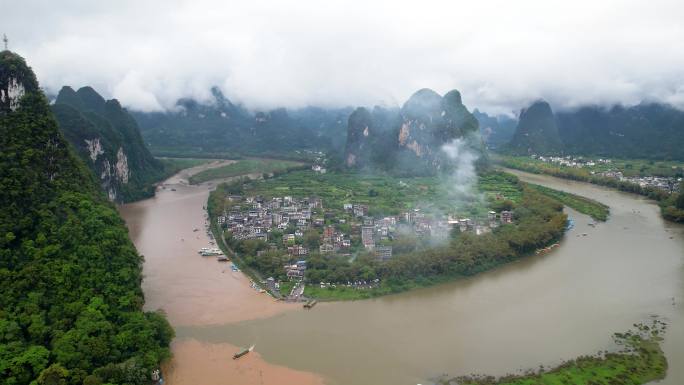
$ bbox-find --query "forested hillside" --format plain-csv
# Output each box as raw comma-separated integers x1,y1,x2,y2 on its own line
132,87,352,158
504,100,684,160
53,86,169,202
0,50,173,385
505,100,562,155
473,109,516,149
556,103,684,160
343,88,483,175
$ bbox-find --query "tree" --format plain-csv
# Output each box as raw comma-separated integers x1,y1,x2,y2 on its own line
1,51,173,385
303,229,320,249
37,364,69,385
677,184,684,209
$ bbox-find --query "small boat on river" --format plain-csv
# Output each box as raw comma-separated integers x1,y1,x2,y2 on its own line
233,345,254,359
199,248,222,256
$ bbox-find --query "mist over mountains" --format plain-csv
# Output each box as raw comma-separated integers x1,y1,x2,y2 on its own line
7,1,684,115
53,86,169,202
343,88,482,175
127,80,684,163
132,87,351,157
505,100,684,160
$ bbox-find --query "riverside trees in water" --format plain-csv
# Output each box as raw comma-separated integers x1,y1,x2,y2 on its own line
1,51,173,385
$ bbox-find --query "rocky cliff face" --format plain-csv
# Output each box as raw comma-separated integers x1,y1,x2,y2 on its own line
0,50,38,114
344,107,374,167
52,86,166,202
344,88,481,174
506,100,562,155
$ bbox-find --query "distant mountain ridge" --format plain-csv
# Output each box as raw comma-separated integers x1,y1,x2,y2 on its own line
344,88,482,174
556,103,684,159
52,86,167,202
132,87,352,157
473,109,517,149
505,100,684,160
506,100,562,155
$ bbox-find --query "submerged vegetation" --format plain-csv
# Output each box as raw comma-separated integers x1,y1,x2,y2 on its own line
188,158,305,184
527,183,609,221
443,320,668,385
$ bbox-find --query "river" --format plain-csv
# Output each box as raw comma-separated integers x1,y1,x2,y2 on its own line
120,166,684,385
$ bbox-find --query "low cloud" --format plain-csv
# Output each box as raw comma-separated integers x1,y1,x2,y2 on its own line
440,137,484,218
4,0,684,113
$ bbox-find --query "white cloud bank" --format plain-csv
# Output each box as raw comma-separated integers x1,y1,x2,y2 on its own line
3,0,684,114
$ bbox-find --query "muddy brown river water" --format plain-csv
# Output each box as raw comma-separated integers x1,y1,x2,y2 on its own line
120,165,684,385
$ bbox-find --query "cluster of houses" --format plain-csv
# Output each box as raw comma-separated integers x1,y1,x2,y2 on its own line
531,155,611,168
531,155,682,193
319,225,352,254
595,171,682,193
350,208,514,262
284,260,307,280
218,194,516,281
217,195,323,243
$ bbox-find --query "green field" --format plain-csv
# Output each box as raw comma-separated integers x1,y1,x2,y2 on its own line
448,320,667,385
189,159,305,184
158,157,215,171
148,146,321,163
527,183,610,221
229,169,522,219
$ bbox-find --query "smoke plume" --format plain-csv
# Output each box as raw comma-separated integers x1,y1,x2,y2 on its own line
441,138,480,201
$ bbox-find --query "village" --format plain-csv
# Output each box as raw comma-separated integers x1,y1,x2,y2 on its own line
530,155,682,193
215,194,514,298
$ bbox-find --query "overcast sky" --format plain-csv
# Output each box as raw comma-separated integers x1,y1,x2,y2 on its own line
3,0,684,115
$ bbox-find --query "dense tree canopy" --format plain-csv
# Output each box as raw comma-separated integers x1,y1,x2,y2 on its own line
1,50,172,385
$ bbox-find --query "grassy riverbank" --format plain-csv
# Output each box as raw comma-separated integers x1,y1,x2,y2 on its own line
527,183,610,221
157,157,215,171
496,155,684,223
444,320,668,385
189,159,306,184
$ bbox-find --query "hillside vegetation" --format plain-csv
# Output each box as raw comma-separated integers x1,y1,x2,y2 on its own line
504,100,684,160
53,86,174,202
1,50,172,385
